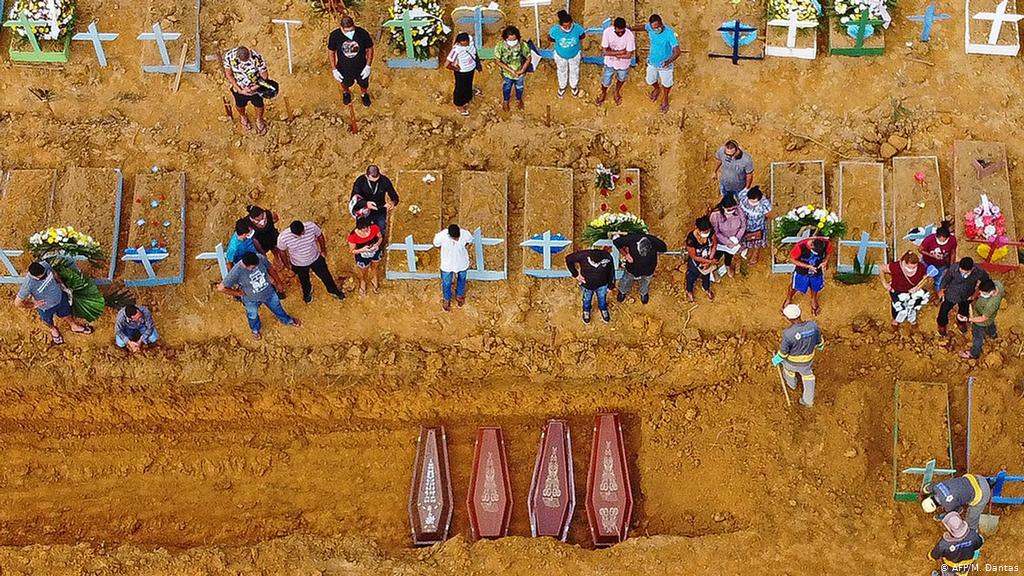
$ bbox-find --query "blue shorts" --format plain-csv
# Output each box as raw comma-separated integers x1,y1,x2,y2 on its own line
37,292,72,326
601,65,628,87
792,273,824,294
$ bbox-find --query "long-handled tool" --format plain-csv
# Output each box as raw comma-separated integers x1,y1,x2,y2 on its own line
776,364,792,407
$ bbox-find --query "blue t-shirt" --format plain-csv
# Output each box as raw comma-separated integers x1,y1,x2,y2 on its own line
549,23,585,59
645,23,679,67
226,233,256,263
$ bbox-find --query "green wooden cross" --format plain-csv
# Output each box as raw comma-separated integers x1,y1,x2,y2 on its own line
383,10,434,62
3,11,71,63
831,10,885,56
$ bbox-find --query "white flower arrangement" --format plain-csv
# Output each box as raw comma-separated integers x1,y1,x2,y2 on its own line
833,0,894,28
28,225,102,262
892,289,929,323
388,0,449,60
581,212,648,245
7,0,77,41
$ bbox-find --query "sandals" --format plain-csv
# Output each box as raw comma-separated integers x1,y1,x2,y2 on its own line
51,332,64,345
239,116,252,131
255,121,268,136
70,325,94,335
660,102,670,114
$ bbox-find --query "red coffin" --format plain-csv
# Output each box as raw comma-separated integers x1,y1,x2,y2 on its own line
528,420,575,541
585,413,633,547
408,426,454,546
467,427,513,539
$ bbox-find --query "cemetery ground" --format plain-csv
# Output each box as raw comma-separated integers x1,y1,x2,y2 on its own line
0,0,1023,573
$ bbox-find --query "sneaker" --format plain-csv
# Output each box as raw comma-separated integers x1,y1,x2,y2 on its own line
582,310,591,324
600,309,610,323
303,292,313,304
332,291,346,301
557,88,565,98
342,92,352,105
442,299,451,312
640,294,649,305
361,93,371,107
799,400,814,408
616,292,626,303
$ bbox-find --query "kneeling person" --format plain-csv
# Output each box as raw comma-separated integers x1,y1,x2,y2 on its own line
115,304,159,352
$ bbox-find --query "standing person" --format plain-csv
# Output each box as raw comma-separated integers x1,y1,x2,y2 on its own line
494,26,531,111
225,219,257,267
772,304,824,408
737,186,772,266
565,247,616,324
446,32,478,116
223,46,270,135
351,165,400,242
641,14,681,113
13,261,93,345
217,252,299,340
684,216,718,302
921,473,994,532
433,224,473,311
246,205,283,266
328,15,374,107
961,278,1004,359
613,231,667,304
784,237,831,315
709,195,747,278
596,18,635,106
881,251,928,328
714,140,754,200
920,220,957,291
927,512,984,576
276,220,346,303
347,217,384,295
548,10,585,97
936,257,988,336
114,304,159,352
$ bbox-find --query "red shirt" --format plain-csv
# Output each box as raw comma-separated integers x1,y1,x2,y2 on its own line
348,224,381,249
920,234,956,268
887,261,926,293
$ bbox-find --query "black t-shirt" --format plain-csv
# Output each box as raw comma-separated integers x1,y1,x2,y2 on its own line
685,231,714,272
328,27,374,74
612,233,667,277
352,174,399,214
248,210,279,251
565,249,615,290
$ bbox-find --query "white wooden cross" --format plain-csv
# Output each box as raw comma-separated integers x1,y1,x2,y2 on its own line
72,21,119,67
272,19,302,74
519,0,551,50
766,9,818,59
195,243,229,280
966,0,1023,55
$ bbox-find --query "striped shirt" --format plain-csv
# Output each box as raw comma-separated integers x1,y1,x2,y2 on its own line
277,222,323,266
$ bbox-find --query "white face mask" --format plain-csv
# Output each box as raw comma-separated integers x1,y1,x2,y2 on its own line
936,237,948,245
980,291,994,299
505,39,519,47
342,29,355,39
698,232,710,240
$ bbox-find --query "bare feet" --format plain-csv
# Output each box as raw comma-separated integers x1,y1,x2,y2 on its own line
239,115,252,131
686,292,695,303
516,98,524,110
501,100,510,112
595,92,606,105
648,86,661,101
256,120,268,136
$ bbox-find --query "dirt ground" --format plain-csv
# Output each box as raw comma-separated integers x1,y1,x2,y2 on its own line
1,0,1023,573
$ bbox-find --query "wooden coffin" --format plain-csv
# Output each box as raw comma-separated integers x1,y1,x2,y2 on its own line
585,413,633,547
408,426,454,546
467,427,513,539
528,420,575,541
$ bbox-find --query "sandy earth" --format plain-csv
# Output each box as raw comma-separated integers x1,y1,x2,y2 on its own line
1,0,1023,573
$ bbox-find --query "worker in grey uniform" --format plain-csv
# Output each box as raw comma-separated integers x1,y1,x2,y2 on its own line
921,473,994,531
771,303,824,407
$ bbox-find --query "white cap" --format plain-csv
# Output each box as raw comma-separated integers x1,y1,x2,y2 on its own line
921,496,937,514
783,304,802,320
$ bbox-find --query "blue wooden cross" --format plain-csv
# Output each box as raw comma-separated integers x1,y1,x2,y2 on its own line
903,223,936,245
454,6,501,60
582,19,638,66
907,3,950,42
467,227,506,281
521,230,572,278
709,20,763,65
195,243,229,280
383,11,440,69
839,230,888,274
73,21,119,67
991,470,1024,505
0,249,26,284
386,233,435,280
122,247,174,287
137,23,182,72
902,458,957,491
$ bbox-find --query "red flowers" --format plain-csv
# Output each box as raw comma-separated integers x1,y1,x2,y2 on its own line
600,203,608,211
599,188,609,197
624,191,633,200
625,176,633,185
619,204,628,212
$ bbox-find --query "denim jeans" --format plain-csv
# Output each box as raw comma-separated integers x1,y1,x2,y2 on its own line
244,292,293,333
441,270,467,301
581,285,609,312
970,323,997,358
501,76,525,101
619,271,651,296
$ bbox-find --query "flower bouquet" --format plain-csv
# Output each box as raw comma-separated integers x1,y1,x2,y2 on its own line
964,194,1010,262
832,0,894,31
892,289,929,323
26,226,106,321
769,0,821,21
595,164,618,192
773,204,847,245
388,0,448,60
581,212,648,246
7,0,78,41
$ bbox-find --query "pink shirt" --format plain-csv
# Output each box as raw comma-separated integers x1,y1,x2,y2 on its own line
601,27,635,70
277,221,323,266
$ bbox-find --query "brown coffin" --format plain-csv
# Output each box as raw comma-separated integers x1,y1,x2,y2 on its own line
528,420,575,541
466,427,513,539
408,426,454,546
585,413,633,547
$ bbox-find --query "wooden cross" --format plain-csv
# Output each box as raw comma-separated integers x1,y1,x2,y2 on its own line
839,230,888,274
137,22,183,71
770,9,818,49
3,12,48,54
468,227,506,281
386,234,435,279
901,459,957,492
383,10,436,67
272,19,303,74
521,230,572,278
195,243,230,280
906,3,951,42
72,21,119,67
709,20,763,65
519,0,552,53
832,9,885,56
454,6,502,59
975,0,1024,45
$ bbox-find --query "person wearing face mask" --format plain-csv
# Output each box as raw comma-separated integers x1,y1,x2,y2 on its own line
919,220,957,292
328,16,374,107
494,26,531,111
684,216,718,302
351,165,400,243
246,205,283,267
785,237,831,315
960,277,1003,359
709,195,747,278
936,257,988,337
737,186,772,266
714,140,754,200
548,10,585,98
446,32,479,116
225,219,258,268
882,251,928,328
639,14,681,113
596,17,635,106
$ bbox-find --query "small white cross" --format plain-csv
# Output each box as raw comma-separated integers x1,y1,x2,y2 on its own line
974,0,1024,46
768,8,817,48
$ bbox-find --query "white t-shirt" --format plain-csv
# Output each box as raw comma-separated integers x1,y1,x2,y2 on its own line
446,42,477,73
433,228,473,272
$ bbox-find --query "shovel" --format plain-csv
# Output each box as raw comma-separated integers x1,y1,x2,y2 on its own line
978,503,999,535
